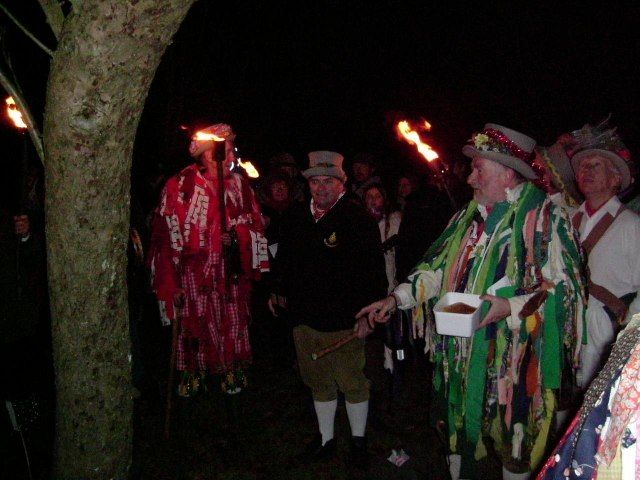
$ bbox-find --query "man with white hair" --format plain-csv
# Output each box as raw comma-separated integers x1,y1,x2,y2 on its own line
570,121,640,389
357,124,586,479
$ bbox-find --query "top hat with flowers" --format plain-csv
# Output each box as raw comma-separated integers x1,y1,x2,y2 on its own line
462,123,538,179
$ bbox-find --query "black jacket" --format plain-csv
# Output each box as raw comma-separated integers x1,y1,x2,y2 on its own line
274,195,387,332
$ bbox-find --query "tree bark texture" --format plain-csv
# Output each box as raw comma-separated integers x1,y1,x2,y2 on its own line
44,1,196,478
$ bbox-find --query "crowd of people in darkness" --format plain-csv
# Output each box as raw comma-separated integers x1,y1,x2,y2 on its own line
4,116,640,479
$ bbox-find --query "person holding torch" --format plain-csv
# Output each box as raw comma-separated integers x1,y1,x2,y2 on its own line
148,123,268,432
269,151,386,469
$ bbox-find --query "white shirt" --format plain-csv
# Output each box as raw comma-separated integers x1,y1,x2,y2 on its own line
574,196,640,324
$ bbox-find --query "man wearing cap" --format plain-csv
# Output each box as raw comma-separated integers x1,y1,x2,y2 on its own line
149,123,268,400
270,151,386,468
263,152,307,203
350,152,381,200
569,121,640,389
357,125,585,479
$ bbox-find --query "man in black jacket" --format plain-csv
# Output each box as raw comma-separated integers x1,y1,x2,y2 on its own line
270,151,387,468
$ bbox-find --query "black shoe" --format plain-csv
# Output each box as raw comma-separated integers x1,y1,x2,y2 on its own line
349,436,369,470
296,435,337,464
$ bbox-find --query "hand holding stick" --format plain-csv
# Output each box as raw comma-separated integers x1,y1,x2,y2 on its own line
311,332,358,360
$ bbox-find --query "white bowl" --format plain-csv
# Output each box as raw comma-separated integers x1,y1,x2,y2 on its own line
433,292,483,337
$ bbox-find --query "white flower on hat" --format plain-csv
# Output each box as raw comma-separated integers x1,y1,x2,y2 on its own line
473,133,490,149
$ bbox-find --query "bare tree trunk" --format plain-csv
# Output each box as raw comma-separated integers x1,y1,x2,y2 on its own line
44,1,196,478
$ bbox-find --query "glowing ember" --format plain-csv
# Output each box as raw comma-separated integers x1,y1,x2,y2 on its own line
238,159,259,178
193,131,225,142
397,120,439,162
5,96,27,129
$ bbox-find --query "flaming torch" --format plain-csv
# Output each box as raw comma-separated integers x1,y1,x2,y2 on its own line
397,120,438,162
191,127,244,283
5,96,31,303
237,158,259,179
192,129,228,228
396,119,457,210
192,131,258,178
6,96,27,129
5,96,30,212
193,130,226,142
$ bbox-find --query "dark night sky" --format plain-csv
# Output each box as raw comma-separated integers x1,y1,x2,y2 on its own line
136,1,640,186
2,1,640,200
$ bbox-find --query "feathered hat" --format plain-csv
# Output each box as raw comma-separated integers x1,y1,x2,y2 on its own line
569,116,635,190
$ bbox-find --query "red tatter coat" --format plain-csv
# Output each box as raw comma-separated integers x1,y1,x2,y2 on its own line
149,164,268,374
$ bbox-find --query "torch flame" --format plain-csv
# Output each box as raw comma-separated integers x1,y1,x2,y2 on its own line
397,120,438,162
5,97,27,129
193,131,225,142
238,159,259,178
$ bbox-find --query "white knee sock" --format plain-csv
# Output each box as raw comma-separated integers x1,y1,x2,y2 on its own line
345,400,368,437
447,454,471,480
313,399,337,445
448,454,462,480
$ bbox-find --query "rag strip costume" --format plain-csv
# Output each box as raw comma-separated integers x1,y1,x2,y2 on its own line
538,313,640,480
394,183,586,474
149,165,268,393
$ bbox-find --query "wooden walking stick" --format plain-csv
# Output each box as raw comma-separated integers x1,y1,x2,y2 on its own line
164,298,182,440
311,332,358,360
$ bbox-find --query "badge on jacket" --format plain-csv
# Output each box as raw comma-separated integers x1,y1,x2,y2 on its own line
324,232,338,248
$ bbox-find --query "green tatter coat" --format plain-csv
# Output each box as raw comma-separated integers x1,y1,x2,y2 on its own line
408,183,586,473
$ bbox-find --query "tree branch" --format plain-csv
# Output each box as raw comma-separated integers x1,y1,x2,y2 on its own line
37,0,64,41
0,67,45,165
0,3,55,57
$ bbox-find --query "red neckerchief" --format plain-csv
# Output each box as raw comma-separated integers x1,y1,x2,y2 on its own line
451,209,485,292
311,193,344,221
585,201,606,217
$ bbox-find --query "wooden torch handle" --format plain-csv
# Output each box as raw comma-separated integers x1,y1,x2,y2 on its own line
311,332,358,361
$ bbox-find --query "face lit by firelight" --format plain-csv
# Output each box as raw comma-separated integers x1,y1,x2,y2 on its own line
364,187,385,214
309,175,344,210
575,154,621,199
466,157,510,207
397,177,414,199
270,180,289,202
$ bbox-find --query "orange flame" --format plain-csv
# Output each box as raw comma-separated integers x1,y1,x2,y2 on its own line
193,131,225,142
238,159,259,178
5,97,27,129
397,120,438,162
